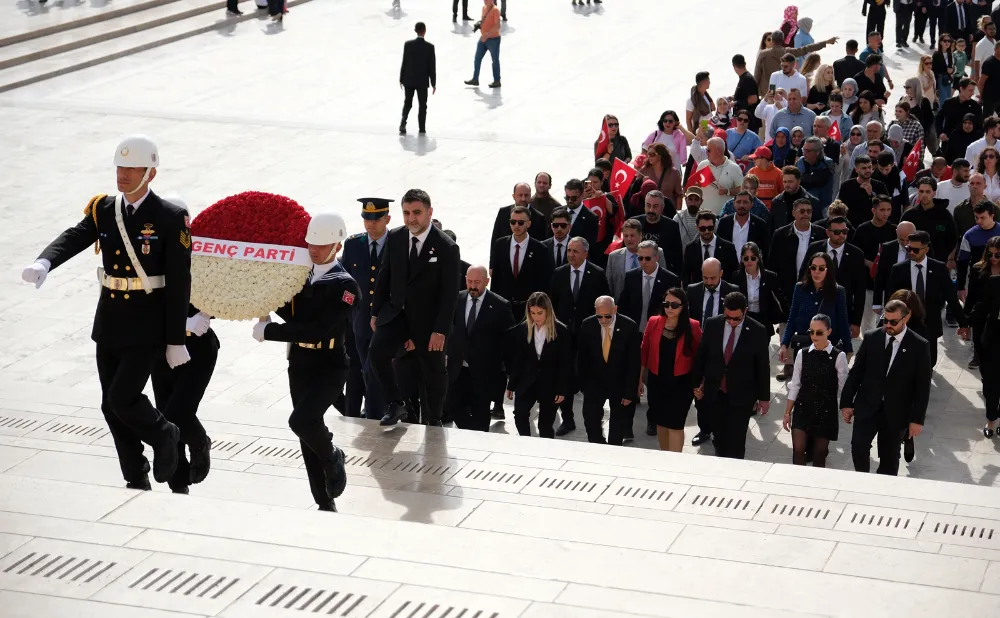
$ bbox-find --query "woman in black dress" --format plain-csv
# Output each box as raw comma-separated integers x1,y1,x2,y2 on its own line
782,314,848,467
505,292,572,438
735,242,786,337
966,237,1000,438
639,287,702,452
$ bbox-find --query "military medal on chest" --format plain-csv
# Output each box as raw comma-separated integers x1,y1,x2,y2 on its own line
141,223,155,255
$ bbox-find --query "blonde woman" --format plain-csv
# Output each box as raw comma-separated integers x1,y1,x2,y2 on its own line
801,53,822,86
917,55,937,107
505,292,571,438
807,64,834,112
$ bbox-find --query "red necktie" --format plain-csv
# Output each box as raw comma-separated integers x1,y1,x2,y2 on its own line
513,244,521,278
721,326,737,393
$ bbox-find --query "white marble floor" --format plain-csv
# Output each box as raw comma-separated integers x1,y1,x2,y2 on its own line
1,1,1000,615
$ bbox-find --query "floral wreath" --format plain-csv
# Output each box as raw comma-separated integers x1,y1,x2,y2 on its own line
190,191,311,320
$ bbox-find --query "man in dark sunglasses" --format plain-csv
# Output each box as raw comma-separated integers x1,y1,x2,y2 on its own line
841,299,931,477
488,206,554,321
681,210,738,285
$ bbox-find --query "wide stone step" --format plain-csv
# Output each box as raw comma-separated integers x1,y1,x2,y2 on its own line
0,0,176,48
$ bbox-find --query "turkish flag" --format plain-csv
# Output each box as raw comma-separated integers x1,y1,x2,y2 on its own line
584,197,609,242
595,116,610,159
610,158,637,199
604,233,624,255
902,139,923,182
828,119,842,142
686,165,716,189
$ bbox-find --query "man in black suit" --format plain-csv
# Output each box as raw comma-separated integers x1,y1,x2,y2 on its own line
542,207,572,269
681,211,739,285
800,216,868,340
563,179,599,248
842,299,932,475
770,198,827,347
872,221,917,312
885,231,970,367
833,39,866,86
691,292,772,459
399,22,436,135
489,205,553,319
686,258,739,446
628,190,684,275
491,183,548,243
618,241,680,332
717,191,770,259
370,189,460,426
446,266,514,431
946,0,973,44
576,297,641,445
549,236,610,435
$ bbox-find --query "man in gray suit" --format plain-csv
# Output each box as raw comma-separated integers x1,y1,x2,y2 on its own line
607,219,666,299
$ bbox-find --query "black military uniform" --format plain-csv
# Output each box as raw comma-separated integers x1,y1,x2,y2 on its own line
339,198,391,421
37,190,190,486
151,304,218,494
263,260,358,511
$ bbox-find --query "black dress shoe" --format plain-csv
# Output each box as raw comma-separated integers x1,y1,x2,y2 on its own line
427,420,443,427
188,436,211,485
464,79,479,86
152,423,180,483
418,129,426,134
776,365,793,382
452,15,457,22
399,127,406,135
645,422,656,437
380,401,410,426
318,500,338,512
984,425,996,438
170,485,189,495
126,476,151,491
487,81,501,88
691,431,711,446
902,41,910,48
462,14,472,20
555,421,576,436
324,447,347,499
491,409,505,420
903,436,915,463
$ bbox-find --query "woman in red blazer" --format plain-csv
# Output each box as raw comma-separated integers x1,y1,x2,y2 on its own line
640,286,702,452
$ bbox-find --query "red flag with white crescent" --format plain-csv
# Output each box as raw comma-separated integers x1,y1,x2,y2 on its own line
610,158,636,199
686,165,716,189
902,139,923,182
828,119,842,142
583,197,608,242
595,116,610,159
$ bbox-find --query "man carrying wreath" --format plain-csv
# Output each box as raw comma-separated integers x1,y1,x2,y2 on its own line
21,135,190,489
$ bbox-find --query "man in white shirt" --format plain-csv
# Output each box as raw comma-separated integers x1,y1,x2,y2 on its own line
965,117,999,166
543,208,572,268
768,53,809,99
935,159,972,213
694,137,745,215
974,21,997,78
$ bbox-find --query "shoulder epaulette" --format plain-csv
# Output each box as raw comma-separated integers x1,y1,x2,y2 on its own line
84,194,108,254
345,232,365,242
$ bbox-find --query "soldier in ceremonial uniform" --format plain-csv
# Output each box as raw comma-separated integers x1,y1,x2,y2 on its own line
21,135,189,488
340,198,392,420
253,212,356,512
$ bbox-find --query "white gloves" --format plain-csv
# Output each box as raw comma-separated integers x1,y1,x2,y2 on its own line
186,312,211,336
21,260,50,289
166,345,191,369
252,316,271,342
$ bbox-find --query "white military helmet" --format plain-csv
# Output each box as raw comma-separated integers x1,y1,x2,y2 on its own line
113,135,159,168
305,212,348,245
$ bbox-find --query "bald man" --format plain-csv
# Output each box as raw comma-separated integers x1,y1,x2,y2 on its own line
873,221,917,313
576,296,641,445
446,265,515,431
491,182,549,243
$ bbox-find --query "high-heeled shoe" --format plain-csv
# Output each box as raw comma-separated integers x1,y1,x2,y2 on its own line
985,425,996,438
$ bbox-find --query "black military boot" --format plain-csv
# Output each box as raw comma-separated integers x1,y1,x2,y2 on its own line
324,447,347,499
152,422,180,483
188,435,212,484
318,499,338,512
126,475,151,491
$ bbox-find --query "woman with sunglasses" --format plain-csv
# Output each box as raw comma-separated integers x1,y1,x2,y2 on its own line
835,126,867,198
642,111,695,173
596,114,632,164
916,56,938,108
968,238,1000,437
780,252,852,370
505,292,572,438
737,242,786,337
976,147,1000,202
902,77,937,159
636,143,683,209
639,287,701,452
725,110,763,168
782,313,847,468
759,31,774,51
932,35,955,104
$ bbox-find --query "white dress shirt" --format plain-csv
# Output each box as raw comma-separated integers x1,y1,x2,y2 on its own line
910,257,928,293
722,318,744,350
794,225,813,272
533,325,547,357
570,264,586,288
703,286,720,318
408,225,432,256
826,241,843,267
700,235,718,258
123,188,151,213
745,271,761,313
896,244,907,265
731,217,751,257
568,206,582,225
885,325,907,372
787,343,850,401
510,236,529,270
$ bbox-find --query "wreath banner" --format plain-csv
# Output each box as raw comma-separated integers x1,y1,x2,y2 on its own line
191,237,312,266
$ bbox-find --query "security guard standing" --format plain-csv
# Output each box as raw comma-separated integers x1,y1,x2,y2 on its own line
341,198,392,420
21,135,189,488
253,212,356,512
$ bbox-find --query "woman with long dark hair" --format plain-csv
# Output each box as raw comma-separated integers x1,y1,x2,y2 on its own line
642,110,695,173
966,237,1000,438
976,147,1000,202
932,35,955,104
639,287,701,452
736,242,786,337
595,114,632,164
780,252,852,368
505,292,572,438
637,142,683,208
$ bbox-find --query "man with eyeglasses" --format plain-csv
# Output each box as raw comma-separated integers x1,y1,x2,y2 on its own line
562,178,598,249
681,211,739,285
619,241,679,335
576,296,640,446
800,216,868,340
841,298,931,476
628,191,684,276
606,220,667,299
692,292,771,459
718,191,770,259
490,182,548,245
489,205,553,321
838,155,889,227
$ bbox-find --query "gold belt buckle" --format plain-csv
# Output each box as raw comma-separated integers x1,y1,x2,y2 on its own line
111,277,125,291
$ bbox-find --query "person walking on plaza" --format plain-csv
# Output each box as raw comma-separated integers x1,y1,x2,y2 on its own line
465,0,502,88
453,0,472,22
399,22,436,136
254,213,355,512
783,314,849,468
692,292,772,459
370,189,461,427
21,135,188,489
842,299,932,476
